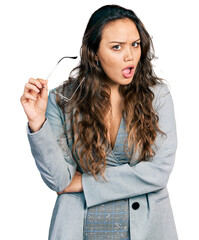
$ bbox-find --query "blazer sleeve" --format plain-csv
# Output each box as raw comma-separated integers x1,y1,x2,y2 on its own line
27,90,77,192
82,83,178,208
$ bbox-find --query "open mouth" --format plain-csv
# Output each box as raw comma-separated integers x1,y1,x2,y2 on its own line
122,66,134,78
123,67,133,74
128,67,133,73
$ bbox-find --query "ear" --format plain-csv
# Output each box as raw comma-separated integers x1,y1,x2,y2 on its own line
94,54,98,61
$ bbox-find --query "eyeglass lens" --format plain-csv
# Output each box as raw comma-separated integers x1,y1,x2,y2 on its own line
47,56,87,102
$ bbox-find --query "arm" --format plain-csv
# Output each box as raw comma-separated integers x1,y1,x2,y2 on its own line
27,90,78,192
82,83,178,208
57,170,83,195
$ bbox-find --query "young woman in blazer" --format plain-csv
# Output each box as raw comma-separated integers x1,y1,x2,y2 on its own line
20,4,178,240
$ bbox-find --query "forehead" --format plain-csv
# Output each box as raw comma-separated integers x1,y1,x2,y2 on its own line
101,18,140,42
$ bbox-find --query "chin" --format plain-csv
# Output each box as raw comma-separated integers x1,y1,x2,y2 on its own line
120,77,134,85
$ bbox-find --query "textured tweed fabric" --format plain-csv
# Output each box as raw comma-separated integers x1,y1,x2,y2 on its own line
83,114,131,240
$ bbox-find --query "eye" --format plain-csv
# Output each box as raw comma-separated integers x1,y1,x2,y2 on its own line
132,41,141,48
112,45,121,50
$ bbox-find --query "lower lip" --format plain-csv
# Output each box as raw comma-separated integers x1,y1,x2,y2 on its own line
122,68,134,78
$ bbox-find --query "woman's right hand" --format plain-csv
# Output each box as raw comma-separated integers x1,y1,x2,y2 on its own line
20,78,48,132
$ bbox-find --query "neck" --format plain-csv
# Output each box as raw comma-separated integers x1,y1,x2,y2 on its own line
110,88,124,111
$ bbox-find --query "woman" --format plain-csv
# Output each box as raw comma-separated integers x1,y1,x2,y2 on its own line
20,4,178,240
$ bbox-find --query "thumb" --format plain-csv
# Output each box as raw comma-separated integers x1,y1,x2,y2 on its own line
40,80,48,99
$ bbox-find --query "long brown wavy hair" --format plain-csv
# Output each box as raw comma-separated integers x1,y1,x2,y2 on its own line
55,4,167,181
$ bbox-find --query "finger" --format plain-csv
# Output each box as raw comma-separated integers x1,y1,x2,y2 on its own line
36,78,47,85
21,92,37,103
24,83,40,94
40,79,48,99
28,78,44,89
34,78,48,98
75,171,82,176
57,189,65,195
36,78,48,90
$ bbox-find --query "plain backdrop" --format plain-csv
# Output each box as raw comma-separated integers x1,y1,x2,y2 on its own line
1,0,198,239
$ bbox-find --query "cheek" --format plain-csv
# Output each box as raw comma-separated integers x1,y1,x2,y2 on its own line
100,58,121,79
98,46,121,70
100,52,122,72
100,55,114,69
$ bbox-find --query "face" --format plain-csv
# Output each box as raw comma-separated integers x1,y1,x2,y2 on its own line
96,18,141,89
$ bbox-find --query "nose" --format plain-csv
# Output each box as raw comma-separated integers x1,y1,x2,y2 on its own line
124,47,134,62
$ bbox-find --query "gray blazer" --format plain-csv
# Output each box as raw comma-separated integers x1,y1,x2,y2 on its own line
27,82,179,240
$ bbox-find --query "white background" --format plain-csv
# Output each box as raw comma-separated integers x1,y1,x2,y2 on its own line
1,0,198,239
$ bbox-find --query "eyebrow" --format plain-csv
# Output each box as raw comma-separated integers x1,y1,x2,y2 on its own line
109,38,141,44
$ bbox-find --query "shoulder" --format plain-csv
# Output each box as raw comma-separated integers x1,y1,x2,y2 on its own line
48,79,78,102
46,87,66,123
47,87,59,107
47,85,76,122
149,81,171,110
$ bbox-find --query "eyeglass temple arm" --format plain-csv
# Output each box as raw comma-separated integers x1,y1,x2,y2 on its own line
46,56,78,80
57,56,77,63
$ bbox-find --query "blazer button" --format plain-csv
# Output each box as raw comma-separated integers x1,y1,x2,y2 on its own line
132,202,140,210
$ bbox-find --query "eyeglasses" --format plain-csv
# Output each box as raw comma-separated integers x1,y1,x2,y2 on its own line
45,56,88,102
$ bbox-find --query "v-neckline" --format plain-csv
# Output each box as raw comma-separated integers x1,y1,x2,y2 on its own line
110,112,124,152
